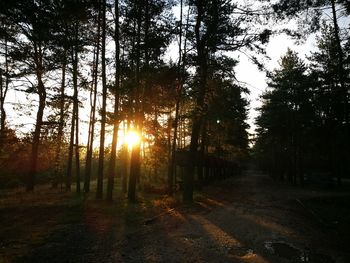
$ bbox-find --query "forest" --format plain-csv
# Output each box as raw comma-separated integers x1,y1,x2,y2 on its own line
0,0,257,201
0,0,350,262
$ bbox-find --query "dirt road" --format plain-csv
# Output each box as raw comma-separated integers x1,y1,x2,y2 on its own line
2,170,349,263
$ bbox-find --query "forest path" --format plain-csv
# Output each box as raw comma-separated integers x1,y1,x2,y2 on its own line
1,171,349,263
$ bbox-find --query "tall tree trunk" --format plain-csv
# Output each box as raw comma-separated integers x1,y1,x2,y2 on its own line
121,121,129,193
168,0,189,195
97,0,107,199
198,120,207,189
66,48,77,191
128,1,142,203
27,42,46,191
84,2,101,193
107,0,120,201
73,25,81,194
183,1,207,203
53,51,66,189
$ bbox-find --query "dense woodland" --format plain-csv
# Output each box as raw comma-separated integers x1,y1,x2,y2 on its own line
0,0,349,203
254,0,350,186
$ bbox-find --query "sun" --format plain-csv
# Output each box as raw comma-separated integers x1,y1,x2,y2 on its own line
124,130,140,149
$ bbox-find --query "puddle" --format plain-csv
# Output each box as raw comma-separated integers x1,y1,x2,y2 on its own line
264,241,335,263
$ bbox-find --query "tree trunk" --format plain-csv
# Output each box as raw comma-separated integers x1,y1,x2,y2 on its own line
27,42,46,191
128,1,142,203
84,2,101,193
52,51,66,189
198,120,207,189
96,0,107,199
168,0,189,195
73,24,81,194
66,57,76,191
107,0,120,201
121,121,128,193
183,1,207,203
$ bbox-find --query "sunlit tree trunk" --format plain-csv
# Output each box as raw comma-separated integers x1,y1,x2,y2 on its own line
97,0,107,199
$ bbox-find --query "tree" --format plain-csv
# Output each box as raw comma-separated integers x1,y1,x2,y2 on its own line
271,0,349,125
85,0,101,193
107,0,121,201
183,0,271,202
96,0,107,199
308,23,349,184
121,0,174,202
2,1,61,191
255,49,315,183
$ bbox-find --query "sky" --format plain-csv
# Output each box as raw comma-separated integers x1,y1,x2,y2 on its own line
236,33,317,135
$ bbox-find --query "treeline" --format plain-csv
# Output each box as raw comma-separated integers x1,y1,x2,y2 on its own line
254,23,350,185
0,0,273,202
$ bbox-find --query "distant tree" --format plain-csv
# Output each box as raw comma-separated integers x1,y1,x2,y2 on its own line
255,49,315,184
308,23,349,184
271,0,349,125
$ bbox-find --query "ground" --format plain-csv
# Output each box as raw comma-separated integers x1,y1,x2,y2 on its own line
0,170,349,263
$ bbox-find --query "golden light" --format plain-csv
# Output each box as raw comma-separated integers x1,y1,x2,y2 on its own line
124,130,140,149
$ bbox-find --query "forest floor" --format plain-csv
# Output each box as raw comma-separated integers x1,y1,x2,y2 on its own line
0,170,350,263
